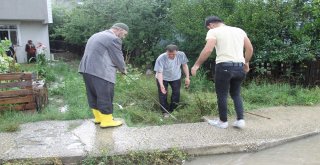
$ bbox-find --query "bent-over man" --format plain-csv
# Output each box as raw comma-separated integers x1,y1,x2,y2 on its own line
154,44,190,118
79,23,129,128
191,16,253,129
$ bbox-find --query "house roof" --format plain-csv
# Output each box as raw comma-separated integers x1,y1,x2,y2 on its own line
0,0,53,24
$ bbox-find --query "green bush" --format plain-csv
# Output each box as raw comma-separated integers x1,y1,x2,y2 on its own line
0,39,20,73
51,0,319,67
55,0,172,66
82,149,188,165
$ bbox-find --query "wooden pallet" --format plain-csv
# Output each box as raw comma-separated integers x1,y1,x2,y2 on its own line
0,73,37,111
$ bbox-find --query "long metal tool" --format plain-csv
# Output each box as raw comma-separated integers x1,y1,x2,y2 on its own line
124,73,178,120
245,111,271,119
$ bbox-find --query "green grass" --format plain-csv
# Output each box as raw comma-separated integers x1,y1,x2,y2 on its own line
2,149,189,165
82,149,189,165
0,60,320,132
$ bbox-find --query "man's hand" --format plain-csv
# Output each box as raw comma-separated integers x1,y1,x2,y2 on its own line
160,85,167,94
191,65,199,76
243,63,250,73
123,69,128,75
185,78,190,89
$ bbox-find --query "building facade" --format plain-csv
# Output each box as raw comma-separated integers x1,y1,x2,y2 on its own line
0,0,53,63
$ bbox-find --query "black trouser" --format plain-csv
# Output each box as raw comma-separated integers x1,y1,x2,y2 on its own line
27,53,36,63
215,63,246,122
82,73,114,114
156,79,181,113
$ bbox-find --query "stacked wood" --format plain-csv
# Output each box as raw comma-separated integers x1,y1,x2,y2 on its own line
0,73,48,111
33,80,48,111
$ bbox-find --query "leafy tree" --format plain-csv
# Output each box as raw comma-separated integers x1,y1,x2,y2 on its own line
229,0,315,64
169,0,236,59
300,0,320,59
49,5,69,40
57,0,172,66
51,0,318,66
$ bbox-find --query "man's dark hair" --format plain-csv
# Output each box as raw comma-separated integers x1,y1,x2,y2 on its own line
205,16,223,27
166,44,178,52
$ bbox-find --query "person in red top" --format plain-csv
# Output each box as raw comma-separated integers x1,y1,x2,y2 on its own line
25,40,36,63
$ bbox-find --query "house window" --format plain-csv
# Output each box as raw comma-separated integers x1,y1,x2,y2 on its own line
0,25,18,45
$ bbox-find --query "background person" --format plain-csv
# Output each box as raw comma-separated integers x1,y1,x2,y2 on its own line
154,44,190,118
36,42,47,56
79,23,129,128
6,44,16,61
191,16,253,129
25,40,36,63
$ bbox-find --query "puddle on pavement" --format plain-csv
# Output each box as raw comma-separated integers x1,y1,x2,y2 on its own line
186,135,320,165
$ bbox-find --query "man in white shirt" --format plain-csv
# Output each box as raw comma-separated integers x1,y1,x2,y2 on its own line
191,16,253,129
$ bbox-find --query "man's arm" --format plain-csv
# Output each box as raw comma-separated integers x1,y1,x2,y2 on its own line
157,72,167,94
182,64,190,88
154,57,166,94
191,39,216,76
243,36,253,73
109,38,126,74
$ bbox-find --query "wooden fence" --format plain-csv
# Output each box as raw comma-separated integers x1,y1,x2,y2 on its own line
0,73,48,111
203,59,320,86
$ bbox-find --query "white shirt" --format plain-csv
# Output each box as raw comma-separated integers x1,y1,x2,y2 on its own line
206,25,247,64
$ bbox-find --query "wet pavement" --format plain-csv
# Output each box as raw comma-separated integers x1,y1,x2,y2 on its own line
0,105,319,163
186,134,320,165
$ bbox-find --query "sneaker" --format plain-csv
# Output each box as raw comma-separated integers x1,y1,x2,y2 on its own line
233,119,245,129
208,119,228,129
163,113,170,118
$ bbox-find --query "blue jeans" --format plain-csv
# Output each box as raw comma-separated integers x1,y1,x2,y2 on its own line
215,63,246,122
156,79,181,113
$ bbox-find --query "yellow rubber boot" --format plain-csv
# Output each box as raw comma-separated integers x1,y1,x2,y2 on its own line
100,114,123,128
92,109,101,124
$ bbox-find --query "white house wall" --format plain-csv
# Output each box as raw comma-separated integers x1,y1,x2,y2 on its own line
0,0,50,23
0,0,52,63
16,21,50,63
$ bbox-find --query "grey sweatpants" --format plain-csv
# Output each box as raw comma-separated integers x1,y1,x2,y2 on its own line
82,73,114,114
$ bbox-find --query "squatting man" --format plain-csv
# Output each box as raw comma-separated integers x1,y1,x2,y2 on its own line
154,44,190,118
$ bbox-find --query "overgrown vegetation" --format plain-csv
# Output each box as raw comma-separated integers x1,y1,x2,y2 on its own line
82,149,188,165
0,39,20,73
0,61,320,132
2,149,189,165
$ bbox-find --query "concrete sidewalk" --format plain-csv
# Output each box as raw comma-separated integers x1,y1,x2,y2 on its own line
0,105,320,163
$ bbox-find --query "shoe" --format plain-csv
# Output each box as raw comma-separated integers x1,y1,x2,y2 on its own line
92,109,101,124
208,119,228,129
163,113,170,118
233,119,245,129
100,114,123,128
